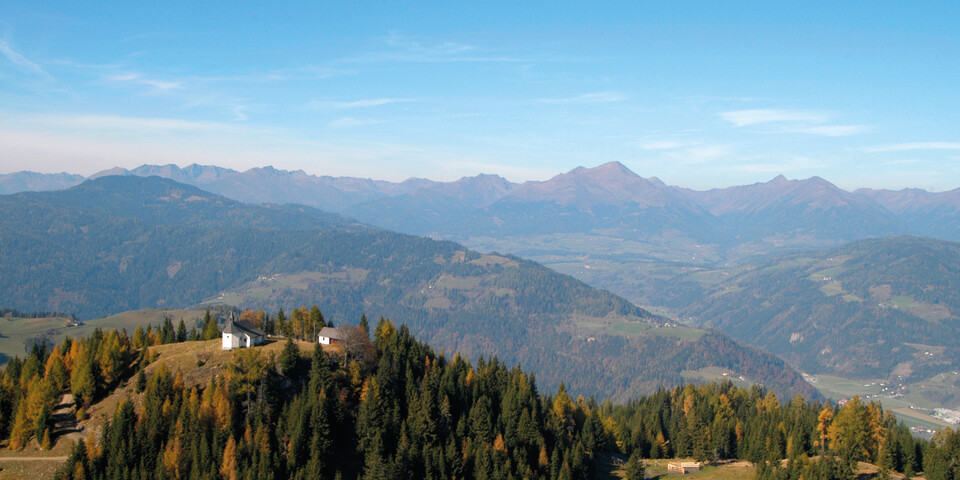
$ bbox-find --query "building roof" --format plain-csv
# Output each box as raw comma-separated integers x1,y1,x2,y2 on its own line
318,326,342,340
222,319,265,337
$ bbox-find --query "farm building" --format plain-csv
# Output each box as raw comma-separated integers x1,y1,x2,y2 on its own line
667,462,701,474
319,327,343,345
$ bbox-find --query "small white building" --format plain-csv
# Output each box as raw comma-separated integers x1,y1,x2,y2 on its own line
667,462,701,474
222,319,266,350
318,326,342,345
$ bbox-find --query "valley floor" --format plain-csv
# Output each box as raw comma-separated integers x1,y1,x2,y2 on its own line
807,373,960,437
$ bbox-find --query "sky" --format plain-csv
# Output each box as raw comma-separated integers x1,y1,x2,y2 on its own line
1,1,959,191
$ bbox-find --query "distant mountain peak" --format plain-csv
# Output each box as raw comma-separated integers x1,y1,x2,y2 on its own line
0,171,86,194
769,174,790,185
568,161,637,178
802,175,834,187
500,161,696,208
89,167,130,179
691,172,894,228
453,172,510,185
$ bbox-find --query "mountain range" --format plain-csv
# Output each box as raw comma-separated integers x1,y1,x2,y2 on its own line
4,161,958,247
0,175,816,401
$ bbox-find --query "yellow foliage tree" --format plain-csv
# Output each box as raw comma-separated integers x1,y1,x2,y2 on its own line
552,384,576,436
9,376,57,450
220,436,238,480
163,419,185,478
493,433,506,453
827,396,880,463
213,384,233,433
816,407,834,453
538,444,550,469
7,400,33,450
44,349,69,392
97,330,123,388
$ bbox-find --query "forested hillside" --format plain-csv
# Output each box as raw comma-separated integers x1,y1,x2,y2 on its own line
681,237,960,381
0,176,814,400
2,322,954,480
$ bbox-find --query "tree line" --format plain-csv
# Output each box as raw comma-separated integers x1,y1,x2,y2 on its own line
0,310,958,479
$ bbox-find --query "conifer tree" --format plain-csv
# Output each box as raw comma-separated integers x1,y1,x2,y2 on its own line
160,317,175,344
276,308,287,338
132,325,147,349
279,337,299,378
34,402,51,448
177,319,187,342
136,369,147,393
70,346,97,408
309,306,325,338
625,450,645,480
201,310,220,340
359,314,370,335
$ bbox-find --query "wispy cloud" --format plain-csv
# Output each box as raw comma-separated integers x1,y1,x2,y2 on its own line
727,156,827,174
347,33,523,64
639,140,684,150
106,72,182,91
719,109,828,127
232,106,248,121
635,142,736,167
385,33,477,56
866,142,960,152
328,117,383,128
793,125,871,137
719,108,868,137
209,65,354,83
683,144,734,163
306,98,418,110
539,90,627,104
0,40,51,79
15,112,242,133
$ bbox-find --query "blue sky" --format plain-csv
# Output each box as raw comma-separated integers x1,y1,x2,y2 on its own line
1,1,959,191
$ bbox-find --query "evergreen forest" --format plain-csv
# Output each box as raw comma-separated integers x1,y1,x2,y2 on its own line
0,313,958,479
